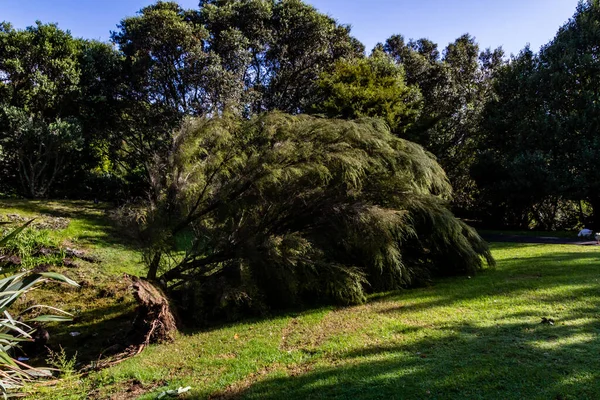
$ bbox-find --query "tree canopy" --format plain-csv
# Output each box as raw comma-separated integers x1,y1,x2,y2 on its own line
0,22,94,197
382,34,505,209
311,50,421,134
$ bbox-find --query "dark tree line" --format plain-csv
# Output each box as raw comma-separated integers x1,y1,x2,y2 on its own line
476,0,600,230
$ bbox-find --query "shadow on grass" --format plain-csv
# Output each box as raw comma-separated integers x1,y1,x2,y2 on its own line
193,246,600,400
173,246,600,339
372,250,600,315
0,199,109,221
46,301,138,365
228,315,600,400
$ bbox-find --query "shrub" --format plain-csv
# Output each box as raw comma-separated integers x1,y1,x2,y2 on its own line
0,226,62,269
135,113,494,317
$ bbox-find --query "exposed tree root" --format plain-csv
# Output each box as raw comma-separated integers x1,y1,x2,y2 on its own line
80,275,178,373
129,275,178,343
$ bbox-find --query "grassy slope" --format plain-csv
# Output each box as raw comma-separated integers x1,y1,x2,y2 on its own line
3,200,599,399
0,200,141,372
0,199,143,275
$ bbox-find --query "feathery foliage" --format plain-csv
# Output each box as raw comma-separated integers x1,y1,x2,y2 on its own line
136,112,493,317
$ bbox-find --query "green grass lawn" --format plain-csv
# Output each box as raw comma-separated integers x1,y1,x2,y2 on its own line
2,200,600,399
0,199,144,275
83,242,599,400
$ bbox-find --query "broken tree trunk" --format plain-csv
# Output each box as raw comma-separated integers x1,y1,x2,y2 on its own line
80,276,180,373
130,276,178,344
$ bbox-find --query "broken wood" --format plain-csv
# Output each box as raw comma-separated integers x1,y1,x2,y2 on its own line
130,275,178,344
79,275,179,374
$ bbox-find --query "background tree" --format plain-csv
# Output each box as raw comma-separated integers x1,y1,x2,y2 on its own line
310,49,421,133
537,0,600,227
109,1,229,197
476,1,600,229
199,0,364,115
382,34,505,210
474,47,561,228
1,110,83,198
0,22,93,197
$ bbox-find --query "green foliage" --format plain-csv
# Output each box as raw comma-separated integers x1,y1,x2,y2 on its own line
0,22,99,198
0,22,81,114
104,0,364,194
476,1,600,229
200,0,364,114
136,112,493,315
45,346,77,380
104,2,209,188
312,50,421,133
537,0,600,225
1,226,62,270
112,1,222,116
382,34,505,209
0,108,83,198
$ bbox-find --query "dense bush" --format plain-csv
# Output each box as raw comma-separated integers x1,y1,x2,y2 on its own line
130,112,493,320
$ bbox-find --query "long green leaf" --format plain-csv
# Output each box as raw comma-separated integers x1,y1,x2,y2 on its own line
27,315,73,323
21,305,73,316
0,352,16,368
0,220,34,247
38,272,79,287
0,334,29,342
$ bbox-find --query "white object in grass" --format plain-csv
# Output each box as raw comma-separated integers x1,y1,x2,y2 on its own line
578,228,593,237
157,386,192,398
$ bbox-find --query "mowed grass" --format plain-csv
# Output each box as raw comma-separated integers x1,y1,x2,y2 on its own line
0,199,144,276
48,243,600,399
5,200,599,399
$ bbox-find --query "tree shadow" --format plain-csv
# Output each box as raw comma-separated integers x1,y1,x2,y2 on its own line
192,246,600,399
0,198,141,249
48,304,138,365
375,250,600,314
175,247,600,338
227,315,600,400
0,199,109,220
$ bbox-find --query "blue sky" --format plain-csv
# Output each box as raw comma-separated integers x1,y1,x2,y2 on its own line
1,0,580,56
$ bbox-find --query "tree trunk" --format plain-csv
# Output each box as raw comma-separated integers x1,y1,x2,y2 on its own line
146,252,162,281
130,276,178,344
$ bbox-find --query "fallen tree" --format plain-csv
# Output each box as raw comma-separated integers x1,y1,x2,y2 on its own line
127,112,494,322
